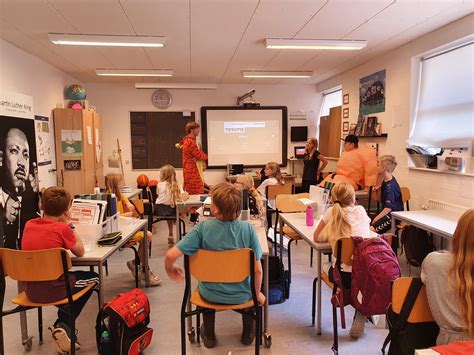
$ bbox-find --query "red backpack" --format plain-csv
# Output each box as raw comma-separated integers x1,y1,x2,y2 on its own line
351,236,401,316
96,288,153,355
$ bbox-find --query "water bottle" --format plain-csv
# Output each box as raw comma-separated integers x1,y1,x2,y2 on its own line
306,204,314,226
110,193,117,216
100,330,112,355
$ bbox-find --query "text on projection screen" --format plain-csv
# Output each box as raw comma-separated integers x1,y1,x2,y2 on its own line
207,109,283,166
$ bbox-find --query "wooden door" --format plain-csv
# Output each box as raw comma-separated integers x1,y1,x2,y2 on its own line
328,106,342,158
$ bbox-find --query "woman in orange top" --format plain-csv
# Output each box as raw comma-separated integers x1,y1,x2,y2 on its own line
179,122,208,195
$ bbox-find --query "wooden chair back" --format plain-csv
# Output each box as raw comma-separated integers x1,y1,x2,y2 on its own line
275,193,308,213
0,248,70,282
266,183,293,200
371,187,382,203
401,187,411,210
334,238,356,267
391,277,434,323
189,249,253,283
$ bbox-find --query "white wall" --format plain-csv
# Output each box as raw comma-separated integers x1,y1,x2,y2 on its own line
317,14,474,209
86,83,322,186
0,39,80,188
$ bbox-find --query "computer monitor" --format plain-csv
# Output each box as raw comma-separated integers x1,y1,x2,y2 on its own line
294,146,306,159
290,126,308,142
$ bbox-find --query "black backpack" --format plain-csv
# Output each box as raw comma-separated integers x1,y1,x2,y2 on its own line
382,278,439,355
267,255,289,304
401,226,435,267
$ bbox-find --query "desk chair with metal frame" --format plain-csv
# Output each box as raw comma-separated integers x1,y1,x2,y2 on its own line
0,248,98,355
180,249,262,355
265,183,293,251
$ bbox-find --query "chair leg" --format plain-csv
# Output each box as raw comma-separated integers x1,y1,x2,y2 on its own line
287,239,295,284
332,287,339,354
255,307,261,355
181,312,187,355
312,277,318,326
38,307,43,344
70,309,76,355
134,247,139,289
0,313,4,355
196,308,201,346
310,247,313,267
148,239,152,258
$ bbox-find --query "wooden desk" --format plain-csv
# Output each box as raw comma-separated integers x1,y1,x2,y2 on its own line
278,213,331,335
71,217,149,307
391,209,461,240
225,174,296,184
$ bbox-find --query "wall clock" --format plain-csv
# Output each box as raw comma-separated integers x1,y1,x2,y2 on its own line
151,89,172,109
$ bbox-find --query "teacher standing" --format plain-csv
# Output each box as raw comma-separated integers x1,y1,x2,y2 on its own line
180,122,208,195
301,137,328,193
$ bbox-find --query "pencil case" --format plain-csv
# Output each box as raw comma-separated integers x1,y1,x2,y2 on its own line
97,232,122,246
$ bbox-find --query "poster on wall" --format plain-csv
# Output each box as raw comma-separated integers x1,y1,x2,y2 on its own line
0,90,39,250
359,69,386,115
61,129,83,157
35,115,52,166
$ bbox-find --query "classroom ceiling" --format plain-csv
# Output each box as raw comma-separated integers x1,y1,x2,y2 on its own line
0,0,472,85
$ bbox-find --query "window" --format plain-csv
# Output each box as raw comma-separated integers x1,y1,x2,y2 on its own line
410,40,473,149
319,89,342,117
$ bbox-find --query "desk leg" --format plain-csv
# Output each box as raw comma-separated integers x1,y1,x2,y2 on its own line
317,250,322,335
391,215,396,236
98,262,105,308
143,224,150,287
176,206,180,243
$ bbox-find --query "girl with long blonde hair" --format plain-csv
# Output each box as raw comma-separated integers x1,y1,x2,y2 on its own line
234,174,266,216
313,182,372,339
156,165,189,243
302,137,328,192
105,173,162,286
256,162,284,209
422,209,474,344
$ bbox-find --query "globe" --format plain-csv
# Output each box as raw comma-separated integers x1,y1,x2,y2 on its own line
66,84,87,100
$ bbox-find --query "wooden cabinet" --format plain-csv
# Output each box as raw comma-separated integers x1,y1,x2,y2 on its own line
319,106,342,158
53,109,104,196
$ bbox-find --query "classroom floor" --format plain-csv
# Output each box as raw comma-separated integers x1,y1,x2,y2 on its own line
3,220,414,355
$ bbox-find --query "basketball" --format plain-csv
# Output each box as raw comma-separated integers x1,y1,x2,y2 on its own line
136,174,149,187
148,179,158,187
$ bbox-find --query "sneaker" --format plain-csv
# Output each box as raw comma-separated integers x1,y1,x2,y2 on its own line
49,323,80,353
138,269,163,286
349,311,367,339
200,323,216,348
126,260,137,277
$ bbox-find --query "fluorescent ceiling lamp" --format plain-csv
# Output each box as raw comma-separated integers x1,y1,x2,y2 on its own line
265,38,367,50
242,71,312,78
49,33,166,47
135,83,218,90
96,69,173,77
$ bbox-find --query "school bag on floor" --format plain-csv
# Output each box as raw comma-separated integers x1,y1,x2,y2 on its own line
401,225,435,267
96,288,153,355
267,255,289,304
351,236,401,316
382,278,439,355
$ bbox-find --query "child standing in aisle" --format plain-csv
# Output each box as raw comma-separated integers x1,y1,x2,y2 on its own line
371,155,404,233
105,173,162,286
164,183,265,348
313,182,372,339
155,165,189,244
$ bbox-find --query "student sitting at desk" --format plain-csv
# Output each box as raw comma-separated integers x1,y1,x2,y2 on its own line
155,165,189,245
313,182,372,339
22,187,99,353
234,174,266,216
256,162,284,210
164,183,265,348
105,173,162,286
421,209,474,345
371,155,404,233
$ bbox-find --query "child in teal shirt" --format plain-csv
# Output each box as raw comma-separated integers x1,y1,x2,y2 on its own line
165,183,265,348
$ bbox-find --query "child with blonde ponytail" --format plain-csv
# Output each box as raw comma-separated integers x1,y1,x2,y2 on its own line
313,182,372,339
156,165,189,244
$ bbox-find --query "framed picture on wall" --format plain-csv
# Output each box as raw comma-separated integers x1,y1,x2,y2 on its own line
349,123,356,134
343,121,349,132
343,93,349,105
364,116,378,136
343,108,349,118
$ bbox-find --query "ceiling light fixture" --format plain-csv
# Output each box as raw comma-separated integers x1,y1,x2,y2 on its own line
265,38,367,50
96,69,173,77
135,83,218,90
242,71,313,78
49,33,166,47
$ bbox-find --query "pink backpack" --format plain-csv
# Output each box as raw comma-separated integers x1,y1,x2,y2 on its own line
351,236,401,316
